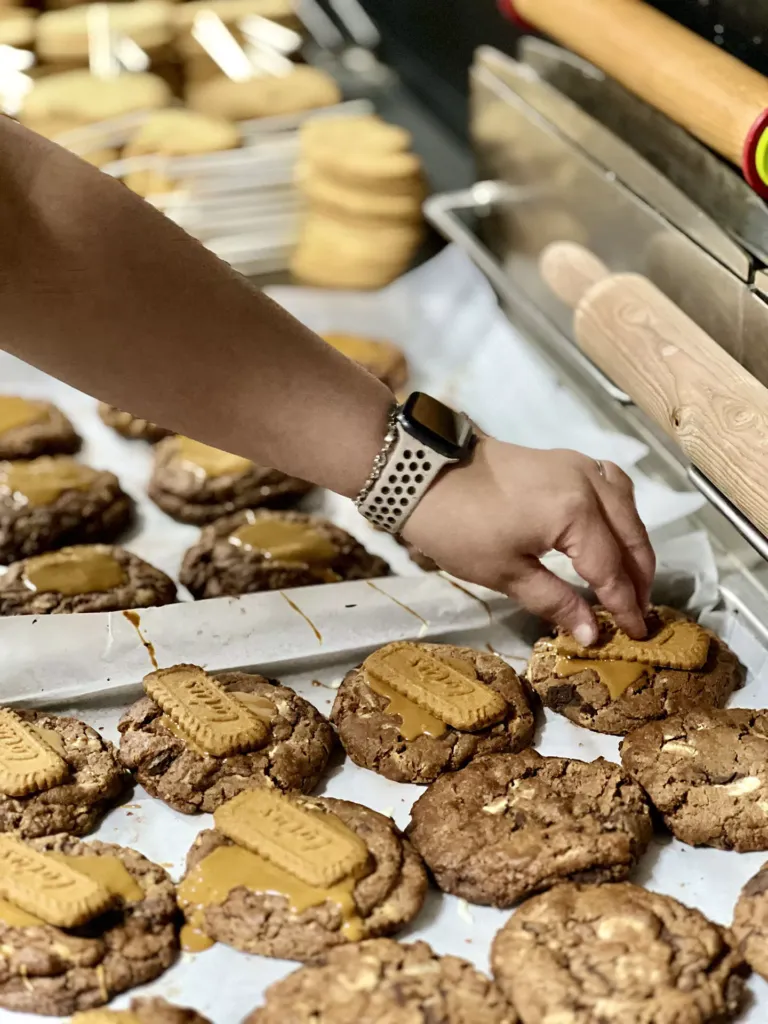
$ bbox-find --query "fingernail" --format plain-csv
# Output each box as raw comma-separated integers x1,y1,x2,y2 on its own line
573,622,597,646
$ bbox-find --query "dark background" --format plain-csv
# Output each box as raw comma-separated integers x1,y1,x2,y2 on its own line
358,0,768,139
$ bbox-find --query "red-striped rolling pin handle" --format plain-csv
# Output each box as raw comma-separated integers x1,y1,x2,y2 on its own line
496,0,534,32
743,108,768,200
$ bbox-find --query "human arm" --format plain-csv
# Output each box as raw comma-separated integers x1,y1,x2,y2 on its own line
0,117,653,640
0,116,392,500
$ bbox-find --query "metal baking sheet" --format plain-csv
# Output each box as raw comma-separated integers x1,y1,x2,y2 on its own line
1,583,766,1022
0,246,742,1021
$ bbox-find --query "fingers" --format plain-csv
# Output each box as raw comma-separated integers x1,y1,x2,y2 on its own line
593,462,656,611
505,557,598,644
558,492,648,639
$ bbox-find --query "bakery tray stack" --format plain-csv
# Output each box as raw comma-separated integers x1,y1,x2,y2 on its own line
0,0,431,284
1,565,768,1021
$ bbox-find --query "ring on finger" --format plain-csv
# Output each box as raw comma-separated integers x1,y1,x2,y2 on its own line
594,459,606,479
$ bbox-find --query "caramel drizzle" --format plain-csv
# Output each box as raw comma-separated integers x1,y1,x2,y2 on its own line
229,518,337,565
0,457,97,508
174,436,252,478
366,675,447,740
23,548,126,596
364,654,478,740
0,397,48,436
365,580,429,628
554,655,646,700
280,592,323,643
177,844,364,953
122,611,159,670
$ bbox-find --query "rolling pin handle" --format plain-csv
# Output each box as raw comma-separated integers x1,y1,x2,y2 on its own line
539,242,611,310
496,0,535,32
742,108,768,199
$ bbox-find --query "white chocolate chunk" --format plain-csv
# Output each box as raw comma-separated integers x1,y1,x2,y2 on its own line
482,797,509,815
660,740,698,756
714,776,761,797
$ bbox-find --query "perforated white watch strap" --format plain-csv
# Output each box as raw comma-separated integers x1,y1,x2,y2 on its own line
356,425,452,533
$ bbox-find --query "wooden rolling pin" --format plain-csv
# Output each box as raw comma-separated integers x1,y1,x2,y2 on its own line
539,241,768,539
502,0,768,198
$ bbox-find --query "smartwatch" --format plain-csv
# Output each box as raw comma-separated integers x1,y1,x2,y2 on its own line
355,392,476,534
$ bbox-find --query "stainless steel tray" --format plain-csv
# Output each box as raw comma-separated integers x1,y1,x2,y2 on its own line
424,179,768,647
469,47,768,394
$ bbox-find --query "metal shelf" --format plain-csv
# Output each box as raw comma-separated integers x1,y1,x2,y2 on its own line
424,179,768,578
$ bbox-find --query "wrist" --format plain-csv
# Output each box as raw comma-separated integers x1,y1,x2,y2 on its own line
402,434,487,538
337,385,394,500
355,392,477,534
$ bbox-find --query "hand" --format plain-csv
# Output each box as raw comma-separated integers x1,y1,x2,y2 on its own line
402,437,654,643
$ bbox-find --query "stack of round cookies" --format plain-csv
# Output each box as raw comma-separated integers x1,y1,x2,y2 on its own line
291,114,426,290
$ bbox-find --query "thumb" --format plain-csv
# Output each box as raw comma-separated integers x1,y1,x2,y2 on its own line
506,557,598,645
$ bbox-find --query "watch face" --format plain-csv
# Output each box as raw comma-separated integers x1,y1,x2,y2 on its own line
399,392,472,459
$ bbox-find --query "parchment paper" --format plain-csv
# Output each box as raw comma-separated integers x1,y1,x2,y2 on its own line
2,563,766,1023
0,245,750,1023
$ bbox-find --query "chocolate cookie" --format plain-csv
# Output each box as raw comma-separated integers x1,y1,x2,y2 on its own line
0,544,177,615
528,606,742,735
407,750,652,907
179,509,390,599
0,456,134,563
491,882,747,1024
0,835,178,1016
118,669,335,814
0,395,80,460
73,998,212,1023
149,435,312,525
178,795,427,962
620,707,768,850
244,938,517,1024
98,403,172,444
733,861,768,980
331,641,534,784
0,709,128,837
322,334,408,392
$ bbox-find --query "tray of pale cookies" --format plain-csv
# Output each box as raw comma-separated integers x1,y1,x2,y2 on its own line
2,0,430,286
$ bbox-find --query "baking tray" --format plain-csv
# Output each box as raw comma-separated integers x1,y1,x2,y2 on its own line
2,573,768,1022
0,246,743,1021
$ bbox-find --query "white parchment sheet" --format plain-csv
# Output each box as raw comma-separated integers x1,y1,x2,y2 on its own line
1,244,756,1021
3,575,768,1024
